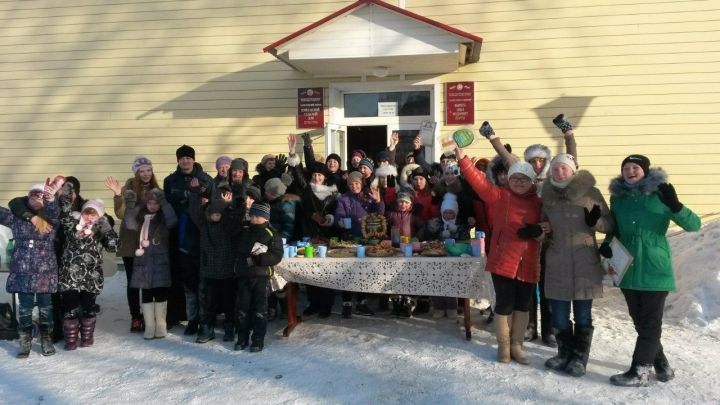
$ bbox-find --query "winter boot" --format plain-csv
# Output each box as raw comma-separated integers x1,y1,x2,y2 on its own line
183,320,198,335
130,314,144,333
610,362,653,387
39,324,56,356
654,348,675,382
17,327,33,358
154,301,168,338
495,314,512,363
250,338,264,353
223,321,235,342
510,311,530,365
565,326,594,377
80,317,97,348
196,323,215,343
234,335,249,351
545,328,574,371
63,318,80,350
141,302,156,340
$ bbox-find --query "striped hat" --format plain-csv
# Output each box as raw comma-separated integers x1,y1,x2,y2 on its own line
248,202,271,220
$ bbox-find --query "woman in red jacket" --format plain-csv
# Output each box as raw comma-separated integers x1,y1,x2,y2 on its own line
457,147,544,365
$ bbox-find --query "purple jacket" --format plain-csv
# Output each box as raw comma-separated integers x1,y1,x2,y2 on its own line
334,191,384,237
1,201,60,294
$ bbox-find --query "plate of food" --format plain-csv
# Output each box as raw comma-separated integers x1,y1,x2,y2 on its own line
326,248,356,258
329,239,356,249
366,245,402,257
421,248,447,257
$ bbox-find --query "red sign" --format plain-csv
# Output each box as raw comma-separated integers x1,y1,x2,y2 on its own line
445,82,474,125
297,88,324,129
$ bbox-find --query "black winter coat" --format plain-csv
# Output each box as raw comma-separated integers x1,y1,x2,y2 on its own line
163,162,212,255
187,193,236,280
233,223,283,279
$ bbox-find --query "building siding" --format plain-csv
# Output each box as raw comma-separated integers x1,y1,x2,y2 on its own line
0,0,718,217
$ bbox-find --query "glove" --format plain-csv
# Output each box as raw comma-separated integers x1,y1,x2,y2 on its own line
275,153,288,173
150,188,165,205
301,132,312,145
95,216,113,234
386,175,396,188
552,113,573,133
516,223,543,239
124,190,137,208
479,121,496,139
598,241,613,258
657,183,683,213
584,204,601,227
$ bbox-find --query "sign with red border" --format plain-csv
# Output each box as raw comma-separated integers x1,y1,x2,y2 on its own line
297,88,324,129
445,82,474,125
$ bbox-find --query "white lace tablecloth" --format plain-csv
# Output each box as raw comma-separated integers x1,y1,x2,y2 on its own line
273,256,493,299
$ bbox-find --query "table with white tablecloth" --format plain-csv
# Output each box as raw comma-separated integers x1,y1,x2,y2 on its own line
274,256,492,339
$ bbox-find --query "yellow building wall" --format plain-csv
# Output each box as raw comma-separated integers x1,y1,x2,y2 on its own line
0,0,718,217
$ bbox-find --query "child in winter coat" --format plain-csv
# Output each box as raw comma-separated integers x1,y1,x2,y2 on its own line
232,202,283,352
58,188,119,351
457,147,543,365
1,180,62,357
123,188,178,340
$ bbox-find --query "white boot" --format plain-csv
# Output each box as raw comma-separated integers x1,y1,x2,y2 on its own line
141,303,155,340
154,301,168,339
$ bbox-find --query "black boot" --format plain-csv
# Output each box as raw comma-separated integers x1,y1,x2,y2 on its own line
654,348,675,382
610,362,653,387
402,297,416,318
222,321,235,342
565,326,593,377
195,324,215,343
17,327,33,358
545,328,573,371
184,320,199,335
40,325,56,356
250,338,264,353
234,335,249,351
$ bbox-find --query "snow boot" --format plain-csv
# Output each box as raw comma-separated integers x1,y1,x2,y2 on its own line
80,317,96,348
565,326,593,377
130,314,144,333
654,348,675,382
495,314,512,363
223,321,235,342
17,327,33,358
183,319,198,335
510,311,530,365
610,362,653,387
63,318,80,350
39,324,56,356
250,338,264,353
154,301,168,338
141,302,155,340
234,335,249,351
545,328,573,371
195,323,215,343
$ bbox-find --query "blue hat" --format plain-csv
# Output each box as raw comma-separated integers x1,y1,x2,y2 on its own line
358,158,374,173
248,202,271,220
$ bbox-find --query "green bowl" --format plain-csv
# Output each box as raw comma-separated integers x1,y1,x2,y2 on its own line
446,243,469,257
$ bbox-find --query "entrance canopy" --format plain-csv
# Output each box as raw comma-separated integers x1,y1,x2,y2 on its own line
263,0,483,77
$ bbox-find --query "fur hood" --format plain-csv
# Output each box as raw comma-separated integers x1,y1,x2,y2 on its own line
524,144,552,181
609,168,667,197
398,163,420,191
485,155,507,186
310,182,338,201
541,170,597,207
375,164,398,178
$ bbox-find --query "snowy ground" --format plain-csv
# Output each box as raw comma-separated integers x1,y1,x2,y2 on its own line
1,222,720,404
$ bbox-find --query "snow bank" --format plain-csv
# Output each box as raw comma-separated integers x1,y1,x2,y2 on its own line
665,219,720,336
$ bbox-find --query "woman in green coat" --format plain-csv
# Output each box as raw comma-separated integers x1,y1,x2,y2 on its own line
603,154,700,387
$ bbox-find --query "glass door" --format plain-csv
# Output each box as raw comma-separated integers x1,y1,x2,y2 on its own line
325,123,347,169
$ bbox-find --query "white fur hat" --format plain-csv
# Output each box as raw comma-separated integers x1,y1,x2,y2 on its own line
81,199,105,217
440,193,459,214
29,183,45,193
508,162,537,181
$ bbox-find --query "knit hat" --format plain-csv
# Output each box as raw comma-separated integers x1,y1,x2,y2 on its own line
440,193,459,214
410,166,429,182
621,154,650,176
260,154,276,167
132,156,153,174
326,153,342,167
347,171,363,186
550,153,578,173
309,162,331,178
81,199,105,217
351,149,367,160
230,158,248,173
248,202,271,220
397,192,413,204
508,162,537,181
207,199,226,215
264,177,287,197
358,158,374,173
440,151,456,162
176,144,195,160
246,185,262,201
65,176,81,195
29,183,45,194
215,155,232,170
376,150,391,163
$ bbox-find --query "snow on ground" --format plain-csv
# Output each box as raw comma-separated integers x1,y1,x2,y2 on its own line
1,222,720,404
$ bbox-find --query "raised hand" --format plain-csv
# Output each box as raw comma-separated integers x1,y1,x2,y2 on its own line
150,188,165,205
584,204,602,227
300,132,312,146
43,177,64,201
220,191,232,202
413,134,423,151
657,183,683,213
479,121,496,139
189,177,202,193
389,131,399,150
288,133,298,154
95,216,113,234
275,153,288,173
104,176,122,196
454,147,466,161
368,187,381,203
552,113,573,134
598,242,613,258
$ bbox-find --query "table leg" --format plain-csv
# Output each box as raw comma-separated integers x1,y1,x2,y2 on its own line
463,298,472,340
282,282,300,337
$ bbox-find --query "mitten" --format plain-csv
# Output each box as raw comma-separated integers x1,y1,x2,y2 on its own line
516,224,543,239
95,216,113,234
124,190,137,209
598,242,613,258
479,121,496,140
584,204,602,227
657,183,683,213
553,113,573,133
301,132,312,145
150,188,165,205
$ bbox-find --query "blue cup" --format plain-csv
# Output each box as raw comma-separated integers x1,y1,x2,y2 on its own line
403,244,413,257
475,231,485,239
444,238,455,247
356,245,366,258
317,245,327,258
283,246,290,258
289,246,298,257
471,245,481,257
343,217,352,229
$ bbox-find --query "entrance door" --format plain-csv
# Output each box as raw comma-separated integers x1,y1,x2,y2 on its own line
346,125,387,168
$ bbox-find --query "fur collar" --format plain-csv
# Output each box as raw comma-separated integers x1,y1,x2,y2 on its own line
310,183,338,201
398,163,420,191
609,168,667,197
541,170,596,206
375,164,398,178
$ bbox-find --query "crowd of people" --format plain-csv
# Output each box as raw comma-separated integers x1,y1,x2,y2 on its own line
2,114,700,387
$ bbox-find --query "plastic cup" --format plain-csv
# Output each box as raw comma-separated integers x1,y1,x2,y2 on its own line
343,217,352,229
283,246,290,258
305,245,314,258
317,245,327,258
356,245,366,258
475,231,485,239
289,246,297,257
444,238,455,247
403,244,413,257
471,245,481,257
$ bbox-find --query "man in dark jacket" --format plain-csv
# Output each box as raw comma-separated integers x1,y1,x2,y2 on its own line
233,202,283,352
163,144,213,335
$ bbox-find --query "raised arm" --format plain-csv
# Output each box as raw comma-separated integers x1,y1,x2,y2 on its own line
479,121,518,167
